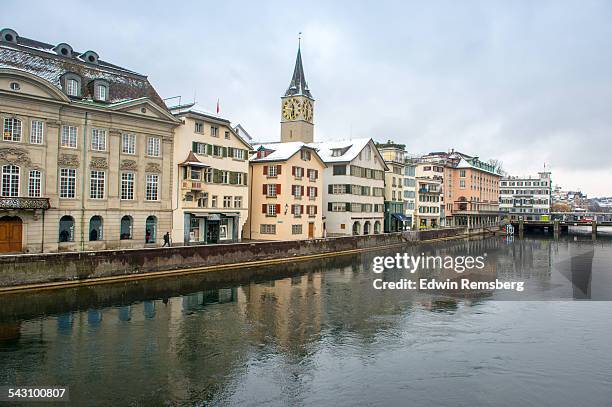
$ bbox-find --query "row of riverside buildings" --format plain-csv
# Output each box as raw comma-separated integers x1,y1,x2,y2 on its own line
0,28,551,254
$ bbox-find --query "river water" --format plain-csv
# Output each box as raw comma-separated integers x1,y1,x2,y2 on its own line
1,234,612,406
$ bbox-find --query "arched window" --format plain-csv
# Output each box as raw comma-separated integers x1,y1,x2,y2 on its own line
59,215,74,242
120,215,133,240
363,221,371,235
145,216,157,243
89,216,103,241
374,221,381,234
352,222,361,236
1,165,20,197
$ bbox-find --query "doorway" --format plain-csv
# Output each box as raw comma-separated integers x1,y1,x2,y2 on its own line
0,216,22,253
207,221,220,244
308,222,314,238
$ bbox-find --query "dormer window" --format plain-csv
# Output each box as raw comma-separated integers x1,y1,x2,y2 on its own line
66,79,79,96
96,84,107,101
91,79,110,102
62,73,81,97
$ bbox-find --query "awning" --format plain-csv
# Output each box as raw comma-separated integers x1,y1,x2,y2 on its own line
392,213,411,222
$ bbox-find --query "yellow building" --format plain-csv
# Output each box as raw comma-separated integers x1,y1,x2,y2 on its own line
0,28,179,253
245,142,325,240
169,104,252,245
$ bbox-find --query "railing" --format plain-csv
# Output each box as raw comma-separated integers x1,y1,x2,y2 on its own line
182,180,203,191
0,197,50,210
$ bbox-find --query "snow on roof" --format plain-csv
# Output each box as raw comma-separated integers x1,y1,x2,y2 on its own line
308,138,371,163
250,142,308,162
168,103,229,122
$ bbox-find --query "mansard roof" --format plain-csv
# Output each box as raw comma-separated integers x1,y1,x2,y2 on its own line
0,28,167,108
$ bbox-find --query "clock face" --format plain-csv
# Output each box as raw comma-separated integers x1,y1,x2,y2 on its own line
302,100,313,122
282,99,301,120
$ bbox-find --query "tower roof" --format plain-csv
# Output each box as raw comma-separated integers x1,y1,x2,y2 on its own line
284,45,312,98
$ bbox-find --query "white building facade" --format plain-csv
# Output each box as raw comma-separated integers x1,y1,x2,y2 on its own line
500,172,552,221
312,138,387,236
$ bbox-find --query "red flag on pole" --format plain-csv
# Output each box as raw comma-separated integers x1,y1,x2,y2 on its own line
216,99,220,114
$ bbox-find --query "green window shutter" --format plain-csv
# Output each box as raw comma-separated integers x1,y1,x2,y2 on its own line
222,147,228,157
328,184,333,194
230,172,237,184
328,202,332,211
346,202,351,212
213,169,221,183
228,147,234,158
192,141,197,152
242,173,248,185
207,144,213,155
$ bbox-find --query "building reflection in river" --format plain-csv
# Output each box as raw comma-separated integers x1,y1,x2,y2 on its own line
2,235,612,405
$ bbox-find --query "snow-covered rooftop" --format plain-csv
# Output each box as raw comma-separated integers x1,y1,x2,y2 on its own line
308,138,372,163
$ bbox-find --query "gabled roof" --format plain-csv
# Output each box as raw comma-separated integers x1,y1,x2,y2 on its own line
250,141,325,166
0,29,168,108
168,103,253,150
284,45,312,99
309,138,389,170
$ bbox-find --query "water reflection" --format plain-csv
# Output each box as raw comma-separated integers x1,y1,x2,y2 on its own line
0,235,611,406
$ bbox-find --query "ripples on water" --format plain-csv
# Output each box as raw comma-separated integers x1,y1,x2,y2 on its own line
0,235,612,406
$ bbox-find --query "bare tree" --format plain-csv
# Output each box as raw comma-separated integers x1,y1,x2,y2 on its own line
487,159,507,175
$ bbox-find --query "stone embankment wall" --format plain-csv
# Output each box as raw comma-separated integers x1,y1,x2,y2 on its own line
0,227,470,288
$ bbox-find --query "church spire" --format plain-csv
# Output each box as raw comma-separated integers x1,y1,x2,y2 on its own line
285,38,312,99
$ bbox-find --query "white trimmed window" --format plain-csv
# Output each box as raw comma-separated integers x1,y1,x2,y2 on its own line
122,133,136,154
268,165,278,177
211,195,217,207
292,224,302,235
292,204,302,216
221,171,230,184
30,120,44,144
66,79,79,96
292,185,302,198
95,84,107,101
61,125,77,148
3,117,22,142
267,204,277,216
59,168,76,198
147,137,160,157
28,169,41,197
234,196,242,208
1,165,20,197
233,149,245,160
267,184,277,197
223,196,232,208
194,122,203,133
211,126,218,137
91,129,106,151
121,172,134,200
236,172,244,185
90,170,105,199
145,174,159,201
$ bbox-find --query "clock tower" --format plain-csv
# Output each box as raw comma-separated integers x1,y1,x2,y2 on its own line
281,43,314,143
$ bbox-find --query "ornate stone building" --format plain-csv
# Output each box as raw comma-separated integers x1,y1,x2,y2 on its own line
0,28,179,253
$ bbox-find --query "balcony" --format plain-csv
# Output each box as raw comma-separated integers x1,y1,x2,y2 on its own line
182,180,203,191
0,197,50,210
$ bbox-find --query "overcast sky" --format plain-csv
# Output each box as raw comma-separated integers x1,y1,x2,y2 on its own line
6,0,612,196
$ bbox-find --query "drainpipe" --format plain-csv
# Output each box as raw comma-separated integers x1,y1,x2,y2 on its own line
41,210,45,253
248,163,253,239
81,112,88,251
